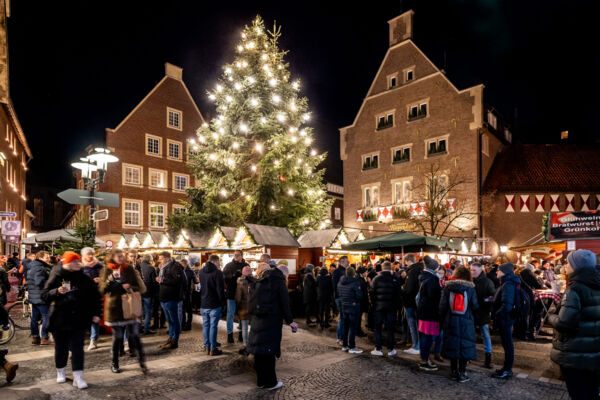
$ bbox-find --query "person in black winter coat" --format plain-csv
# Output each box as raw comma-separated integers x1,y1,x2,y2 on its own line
492,263,521,379
157,252,186,349
416,256,442,371
181,259,198,332
440,267,479,382
548,250,600,400
356,267,369,337
519,265,544,340
140,254,158,334
302,264,318,325
332,257,349,344
42,252,101,389
370,261,401,356
316,267,333,329
337,267,363,353
470,262,495,368
401,255,423,353
198,255,225,355
0,266,9,307
248,263,298,391
27,252,51,345
223,250,249,343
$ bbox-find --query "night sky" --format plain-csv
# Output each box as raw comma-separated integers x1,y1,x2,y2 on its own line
6,0,598,189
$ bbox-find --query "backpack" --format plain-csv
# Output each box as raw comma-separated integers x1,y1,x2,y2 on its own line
449,291,468,315
511,284,530,318
248,276,275,316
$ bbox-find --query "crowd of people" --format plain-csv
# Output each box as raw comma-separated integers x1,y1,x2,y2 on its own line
1,247,599,398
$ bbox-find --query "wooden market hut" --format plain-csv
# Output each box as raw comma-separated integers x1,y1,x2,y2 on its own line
297,228,366,268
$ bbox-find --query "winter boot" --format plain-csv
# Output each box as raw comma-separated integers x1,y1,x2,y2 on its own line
484,353,492,369
31,337,41,345
56,368,66,383
87,339,97,351
111,362,121,373
158,337,172,349
72,370,88,389
227,333,234,344
238,331,243,342
3,361,18,383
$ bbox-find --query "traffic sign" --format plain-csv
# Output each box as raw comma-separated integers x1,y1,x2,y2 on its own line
0,211,17,218
92,209,109,222
106,240,114,248
58,189,119,208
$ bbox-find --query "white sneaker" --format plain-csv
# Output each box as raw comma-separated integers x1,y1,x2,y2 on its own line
87,340,97,351
336,339,344,346
72,370,88,389
349,348,363,354
341,346,349,352
388,349,397,356
266,381,283,391
404,347,420,355
56,368,66,383
370,349,384,356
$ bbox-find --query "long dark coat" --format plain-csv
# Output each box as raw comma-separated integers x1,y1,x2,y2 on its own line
439,279,479,360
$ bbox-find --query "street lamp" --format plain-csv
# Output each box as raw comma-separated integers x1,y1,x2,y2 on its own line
86,148,119,183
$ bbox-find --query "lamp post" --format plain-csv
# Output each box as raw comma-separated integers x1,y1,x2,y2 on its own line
71,147,118,234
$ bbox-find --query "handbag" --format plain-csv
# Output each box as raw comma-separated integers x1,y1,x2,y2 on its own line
121,290,142,320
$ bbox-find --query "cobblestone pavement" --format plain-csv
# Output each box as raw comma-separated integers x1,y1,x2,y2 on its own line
0,315,569,400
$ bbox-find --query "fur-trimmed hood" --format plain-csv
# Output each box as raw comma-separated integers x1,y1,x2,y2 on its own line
444,279,475,292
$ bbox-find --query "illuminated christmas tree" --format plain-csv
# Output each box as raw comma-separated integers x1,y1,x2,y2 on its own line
171,16,332,234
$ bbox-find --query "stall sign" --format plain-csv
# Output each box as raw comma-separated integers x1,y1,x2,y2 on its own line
173,250,189,256
547,211,600,240
566,241,576,251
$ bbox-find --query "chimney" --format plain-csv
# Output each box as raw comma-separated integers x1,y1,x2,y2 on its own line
165,62,183,81
388,10,414,47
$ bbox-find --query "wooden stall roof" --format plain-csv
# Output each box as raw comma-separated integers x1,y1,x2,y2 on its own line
243,223,299,247
297,228,364,249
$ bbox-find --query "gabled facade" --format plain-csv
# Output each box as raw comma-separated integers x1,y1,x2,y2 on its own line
340,10,508,238
93,63,205,241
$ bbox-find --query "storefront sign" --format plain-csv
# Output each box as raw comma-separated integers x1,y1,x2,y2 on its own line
173,250,189,256
1,220,21,236
547,211,600,240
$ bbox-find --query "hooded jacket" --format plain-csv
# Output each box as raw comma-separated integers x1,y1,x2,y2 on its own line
26,260,50,305
302,271,317,304
402,262,424,309
316,269,333,303
370,271,401,312
140,260,158,298
473,271,495,325
439,279,479,360
493,272,521,318
332,265,346,298
235,275,253,320
223,259,249,300
158,259,185,303
416,269,441,322
549,267,600,371
197,261,225,309
337,276,362,310
247,268,293,357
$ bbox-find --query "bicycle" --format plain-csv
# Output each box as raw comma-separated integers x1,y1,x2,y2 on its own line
7,288,32,330
0,316,16,345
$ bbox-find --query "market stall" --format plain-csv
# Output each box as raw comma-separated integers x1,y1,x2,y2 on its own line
21,229,106,253
297,228,366,268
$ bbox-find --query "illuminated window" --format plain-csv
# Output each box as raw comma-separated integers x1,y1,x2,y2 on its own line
167,108,182,129
149,203,166,228
124,200,142,227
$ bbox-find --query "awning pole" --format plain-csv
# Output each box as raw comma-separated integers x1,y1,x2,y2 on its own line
401,246,404,264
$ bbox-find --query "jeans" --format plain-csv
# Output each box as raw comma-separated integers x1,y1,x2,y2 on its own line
178,301,183,326
201,307,221,350
254,353,277,388
375,310,396,351
335,298,344,340
90,322,100,340
226,299,236,334
111,323,144,365
142,297,153,331
498,314,515,371
561,366,600,400
30,304,49,339
419,332,437,361
434,330,443,355
161,301,182,340
342,305,360,349
480,324,492,354
241,319,249,347
404,307,419,350
54,329,85,370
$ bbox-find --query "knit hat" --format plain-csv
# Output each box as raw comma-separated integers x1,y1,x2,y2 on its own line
567,249,596,272
61,251,81,264
499,263,514,275
524,263,534,271
423,255,439,271
305,264,314,272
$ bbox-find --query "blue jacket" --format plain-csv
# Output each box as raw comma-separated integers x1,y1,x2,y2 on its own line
493,272,520,317
197,262,225,309
337,276,362,310
332,265,346,298
26,260,50,305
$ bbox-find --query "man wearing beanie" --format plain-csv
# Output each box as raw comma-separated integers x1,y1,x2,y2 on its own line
549,249,600,399
492,263,520,379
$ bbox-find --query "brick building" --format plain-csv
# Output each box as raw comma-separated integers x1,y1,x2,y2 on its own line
1,1,33,255
326,182,343,228
340,10,509,239
91,63,205,242
482,144,600,259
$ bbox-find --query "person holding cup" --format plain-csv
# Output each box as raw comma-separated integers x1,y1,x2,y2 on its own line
42,251,101,389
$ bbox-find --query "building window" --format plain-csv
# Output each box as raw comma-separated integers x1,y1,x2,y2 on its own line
392,146,411,164
362,154,379,170
482,134,489,156
146,134,162,156
167,108,182,130
168,140,182,160
334,207,341,220
504,128,512,143
487,111,497,130
408,102,427,121
173,174,189,192
406,69,414,82
377,113,394,130
149,169,166,189
124,200,142,227
389,76,397,89
393,179,412,204
173,205,186,215
149,203,166,228
363,185,379,208
427,137,448,157
123,164,142,186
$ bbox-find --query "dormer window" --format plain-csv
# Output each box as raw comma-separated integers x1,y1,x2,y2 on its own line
406,69,414,82
390,76,397,88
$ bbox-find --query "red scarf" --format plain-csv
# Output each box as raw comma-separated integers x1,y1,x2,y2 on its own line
107,262,128,272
